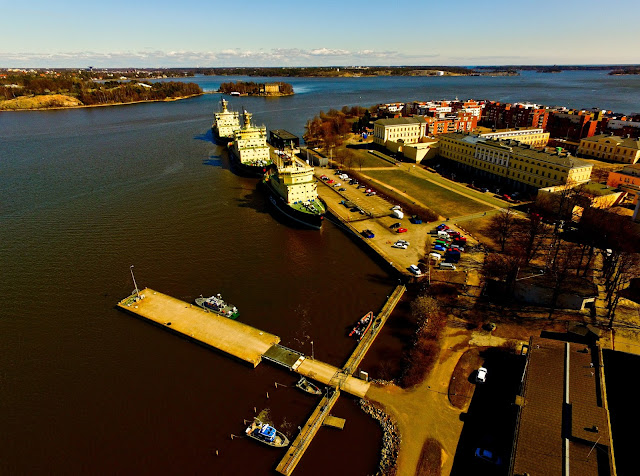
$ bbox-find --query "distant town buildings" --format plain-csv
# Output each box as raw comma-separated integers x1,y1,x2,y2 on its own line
577,134,640,164
482,101,549,130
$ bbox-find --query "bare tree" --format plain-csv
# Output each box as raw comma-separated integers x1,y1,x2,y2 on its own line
488,208,518,252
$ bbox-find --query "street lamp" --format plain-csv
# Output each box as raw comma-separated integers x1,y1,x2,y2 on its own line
311,340,314,360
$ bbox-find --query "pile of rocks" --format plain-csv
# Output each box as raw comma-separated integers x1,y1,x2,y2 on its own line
359,399,400,476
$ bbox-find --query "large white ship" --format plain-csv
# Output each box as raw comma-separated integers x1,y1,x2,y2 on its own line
228,110,273,176
211,98,240,143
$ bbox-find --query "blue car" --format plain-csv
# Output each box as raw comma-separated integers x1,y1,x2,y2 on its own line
433,244,446,251
361,229,375,239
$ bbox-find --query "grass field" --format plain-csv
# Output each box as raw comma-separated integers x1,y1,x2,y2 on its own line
364,169,493,217
337,146,396,169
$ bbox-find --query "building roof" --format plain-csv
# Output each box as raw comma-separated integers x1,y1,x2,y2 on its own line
581,134,640,150
579,181,621,196
270,129,298,140
441,133,592,168
511,337,614,476
375,116,427,126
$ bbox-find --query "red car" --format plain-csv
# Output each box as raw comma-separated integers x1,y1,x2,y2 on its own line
327,179,334,184
397,228,408,233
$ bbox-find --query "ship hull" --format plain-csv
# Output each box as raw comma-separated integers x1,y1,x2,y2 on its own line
262,180,324,230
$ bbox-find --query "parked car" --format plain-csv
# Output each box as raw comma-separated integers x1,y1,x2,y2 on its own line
410,215,423,224
327,179,334,184
333,183,341,188
450,245,464,252
429,252,442,262
433,245,446,252
396,239,410,245
367,192,376,196
365,188,373,194
409,264,422,275
338,188,346,191
439,262,457,270
396,228,408,233
436,224,449,231
357,184,366,189
320,174,328,180
389,222,401,229
391,205,402,211
474,448,501,465
476,367,487,383
361,229,375,238
393,242,408,249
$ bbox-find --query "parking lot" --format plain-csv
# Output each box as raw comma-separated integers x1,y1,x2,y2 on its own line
450,348,526,476
315,167,483,278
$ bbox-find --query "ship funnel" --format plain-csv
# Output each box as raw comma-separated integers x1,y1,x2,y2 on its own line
243,110,253,128
221,98,228,112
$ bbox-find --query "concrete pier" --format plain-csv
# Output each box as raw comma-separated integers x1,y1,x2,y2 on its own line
117,288,279,367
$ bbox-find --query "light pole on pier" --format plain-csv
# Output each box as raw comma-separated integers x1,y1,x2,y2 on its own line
311,340,314,360
130,265,140,300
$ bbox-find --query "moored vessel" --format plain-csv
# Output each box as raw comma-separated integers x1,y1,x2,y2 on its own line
212,98,241,143
194,294,239,319
348,311,374,341
295,376,322,395
262,151,325,229
245,419,289,448
228,110,273,177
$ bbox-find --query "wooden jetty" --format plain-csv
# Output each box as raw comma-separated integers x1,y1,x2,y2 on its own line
275,388,341,475
117,284,406,475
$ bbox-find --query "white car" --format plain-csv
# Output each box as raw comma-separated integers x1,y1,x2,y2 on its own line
396,239,410,246
393,241,408,249
409,264,422,275
429,252,441,262
476,367,487,383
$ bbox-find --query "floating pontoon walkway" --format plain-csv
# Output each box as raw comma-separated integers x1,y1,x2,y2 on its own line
117,288,279,367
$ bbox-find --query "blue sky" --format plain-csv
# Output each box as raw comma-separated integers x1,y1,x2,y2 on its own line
2,0,639,67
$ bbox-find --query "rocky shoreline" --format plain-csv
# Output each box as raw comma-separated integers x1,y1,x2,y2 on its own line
360,395,400,476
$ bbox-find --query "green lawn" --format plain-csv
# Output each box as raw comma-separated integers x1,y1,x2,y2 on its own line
365,170,492,217
335,147,396,169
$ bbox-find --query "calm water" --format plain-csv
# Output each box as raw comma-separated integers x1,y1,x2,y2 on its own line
1,71,638,475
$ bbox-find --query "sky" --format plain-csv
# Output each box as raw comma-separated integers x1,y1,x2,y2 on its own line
1,0,639,68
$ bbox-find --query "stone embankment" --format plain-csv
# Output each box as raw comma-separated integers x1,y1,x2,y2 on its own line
360,396,400,476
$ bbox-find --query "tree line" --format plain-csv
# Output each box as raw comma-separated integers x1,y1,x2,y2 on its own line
484,182,639,324
1,74,202,104
218,81,293,95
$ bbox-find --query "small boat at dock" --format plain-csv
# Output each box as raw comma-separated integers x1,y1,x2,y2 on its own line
348,311,374,341
245,419,289,448
295,377,322,396
194,294,239,319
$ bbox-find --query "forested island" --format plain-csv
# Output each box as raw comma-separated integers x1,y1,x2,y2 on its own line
201,66,516,77
609,66,640,75
218,81,293,96
0,72,203,111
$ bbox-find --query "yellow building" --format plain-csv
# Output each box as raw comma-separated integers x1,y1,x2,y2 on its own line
479,128,549,148
373,117,427,146
577,134,640,164
439,133,593,191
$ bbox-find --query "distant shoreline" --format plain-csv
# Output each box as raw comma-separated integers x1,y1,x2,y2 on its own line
0,93,205,112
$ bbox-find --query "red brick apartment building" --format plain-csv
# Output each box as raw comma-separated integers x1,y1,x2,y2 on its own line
482,101,549,130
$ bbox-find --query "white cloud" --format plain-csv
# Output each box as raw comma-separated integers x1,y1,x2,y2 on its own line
0,47,423,67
